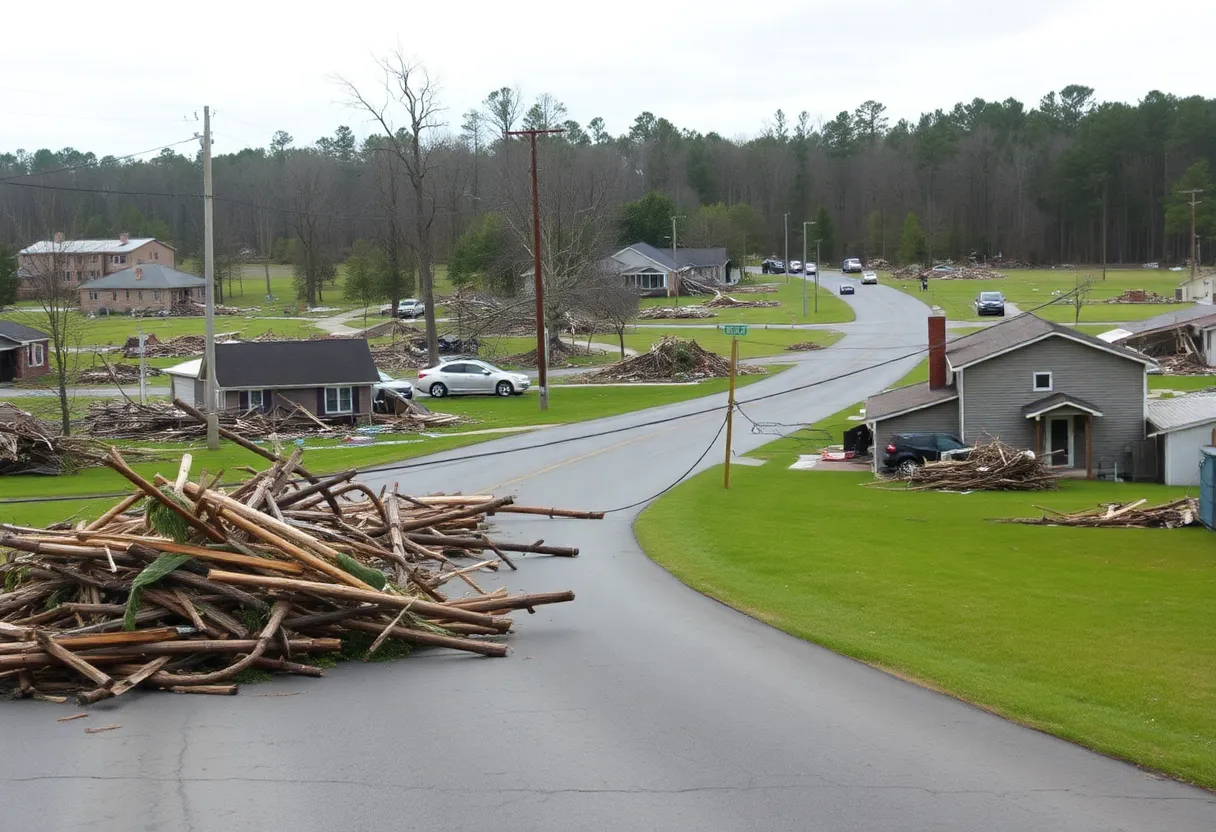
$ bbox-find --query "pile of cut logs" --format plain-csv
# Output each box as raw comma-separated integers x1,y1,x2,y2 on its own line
703,293,781,309
0,446,594,704
884,440,1059,491
637,305,717,320
1000,497,1199,529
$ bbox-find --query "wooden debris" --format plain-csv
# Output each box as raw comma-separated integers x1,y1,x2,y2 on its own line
1000,497,1199,529
703,292,781,309
785,341,825,352
0,446,595,702
57,713,89,722
876,439,1059,492
84,724,122,734
0,403,154,476
636,305,717,320
574,337,765,383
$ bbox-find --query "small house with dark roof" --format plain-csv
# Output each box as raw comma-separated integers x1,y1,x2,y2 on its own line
190,339,379,422
0,320,51,383
866,311,1156,479
607,243,733,295
78,264,206,314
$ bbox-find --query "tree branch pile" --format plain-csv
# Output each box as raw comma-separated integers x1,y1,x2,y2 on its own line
996,497,1198,529
637,305,717,319
76,363,163,385
1104,289,1174,304
498,340,600,369
0,404,150,476
723,283,780,294
785,342,825,352
0,448,595,703
574,336,765,383
368,342,431,372
881,440,1059,491
890,265,1008,280
122,332,242,359
703,292,781,309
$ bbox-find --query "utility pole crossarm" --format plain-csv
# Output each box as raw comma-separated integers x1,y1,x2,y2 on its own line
505,127,564,412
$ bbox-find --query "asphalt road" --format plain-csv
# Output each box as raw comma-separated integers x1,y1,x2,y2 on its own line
3,272,1213,831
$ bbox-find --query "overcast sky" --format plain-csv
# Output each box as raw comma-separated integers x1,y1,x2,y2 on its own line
4,0,1213,158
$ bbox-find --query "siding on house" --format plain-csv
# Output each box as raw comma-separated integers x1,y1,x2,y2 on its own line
870,399,960,470
218,385,373,418
960,337,1144,469
1161,424,1216,486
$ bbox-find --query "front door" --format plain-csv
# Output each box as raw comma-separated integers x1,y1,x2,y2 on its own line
1047,417,1072,467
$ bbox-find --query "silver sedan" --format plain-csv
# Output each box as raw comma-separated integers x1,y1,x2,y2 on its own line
416,359,531,398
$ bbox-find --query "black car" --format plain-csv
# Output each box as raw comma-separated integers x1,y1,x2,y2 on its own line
839,283,855,295
761,258,785,274
883,432,970,474
975,291,1006,316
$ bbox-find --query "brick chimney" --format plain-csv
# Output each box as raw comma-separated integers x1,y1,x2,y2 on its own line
928,310,948,390
119,232,130,245
53,231,63,245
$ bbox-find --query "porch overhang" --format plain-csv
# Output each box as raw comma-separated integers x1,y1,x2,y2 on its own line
1022,393,1104,421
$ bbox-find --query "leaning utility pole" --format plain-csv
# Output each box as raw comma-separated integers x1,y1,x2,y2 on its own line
507,126,564,412
1183,189,1204,283
671,214,685,307
202,106,219,449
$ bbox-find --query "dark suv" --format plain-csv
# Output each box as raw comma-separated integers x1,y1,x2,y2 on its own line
761,257,785,274
883,433,970,474
974,291,1006,316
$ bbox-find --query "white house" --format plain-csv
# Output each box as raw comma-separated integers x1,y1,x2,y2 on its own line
164,359,203,407
1147,394,1216,486
607,243,732,294
1176,270,1216,303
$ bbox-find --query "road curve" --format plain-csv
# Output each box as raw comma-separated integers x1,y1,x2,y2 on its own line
3,274,1213,831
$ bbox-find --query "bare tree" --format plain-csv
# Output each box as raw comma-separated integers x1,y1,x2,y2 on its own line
340,52,445,366
285,151,335,308
581,272,639,358
15,226,83,435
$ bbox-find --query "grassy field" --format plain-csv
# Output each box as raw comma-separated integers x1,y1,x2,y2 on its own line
0,372,776,529
0,307,321,349
889,268,1193,324
636,381,1216,789
638,278,855,326
1149,375,1216,392
595,327,842,360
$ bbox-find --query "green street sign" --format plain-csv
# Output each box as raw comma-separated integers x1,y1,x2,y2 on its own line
723,325,748,336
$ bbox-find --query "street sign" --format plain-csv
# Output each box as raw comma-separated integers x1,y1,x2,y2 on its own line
723,325,748,336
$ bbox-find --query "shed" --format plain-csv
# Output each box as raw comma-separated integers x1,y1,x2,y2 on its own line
163,359,202,408
1146,394,1216,486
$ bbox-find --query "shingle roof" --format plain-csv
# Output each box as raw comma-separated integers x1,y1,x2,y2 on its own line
80,264,205,290
0,320,50,344
1021,392,1104,419
207,340,378,389
19,237,171,255
626,243,730,270
1147,393,1216,435
1113,304,1216,338
946,313,1153,369
865,383,958,422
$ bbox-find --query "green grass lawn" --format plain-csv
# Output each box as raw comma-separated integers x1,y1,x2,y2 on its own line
889,269,1193,324
0,308,321,350
637,376,1216,789
1149,375,1216,392
595,327,842,361
638,278,855,326
0,372,776,529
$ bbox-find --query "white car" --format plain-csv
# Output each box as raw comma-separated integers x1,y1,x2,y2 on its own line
860,271,878,285
373,370,414,411
842,258,863,273
379,298,425,318
417,359,531,398
789,260,803,274
805,262,817,276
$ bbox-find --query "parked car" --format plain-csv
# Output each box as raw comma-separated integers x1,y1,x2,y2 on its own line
839,283,855,295
372,370,414,412
397,298,425,319
883,433,970,475
761,258,785,274
841,257,863,273
974,291,1006,316
860,270,878,285
789,260,803,274
931,265,955,274
805,262,817,276
417,359,530,398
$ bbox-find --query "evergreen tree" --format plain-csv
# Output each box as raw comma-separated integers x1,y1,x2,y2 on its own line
899,212,927,266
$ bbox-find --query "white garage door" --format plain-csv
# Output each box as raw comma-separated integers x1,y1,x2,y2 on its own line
173,377,195,408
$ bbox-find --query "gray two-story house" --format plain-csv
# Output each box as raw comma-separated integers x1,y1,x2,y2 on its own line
866,312,1154,478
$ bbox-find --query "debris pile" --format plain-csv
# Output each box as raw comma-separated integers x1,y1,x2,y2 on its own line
703,293,781,309
76,363,163,385
499,340,599,369
785,341,825,352
1000,497,1198,529
171,301,258,316
891,265,1007,280
369,342,430,372
1157,354,1216,376
123,333,242,359
574,336,765,383
865,258,892,270
0,447,593,703
358,320,424,340
726,283,780,294
1104,290,1173,304
0,404,148,476
885,440,1059,491
637,305,717,319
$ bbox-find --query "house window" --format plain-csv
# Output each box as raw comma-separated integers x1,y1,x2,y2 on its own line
248,390,265,410
154,250,160,260
153,290,161,299
88,291,99,301
1033,372,1053,392
325,386,353,414
111,292,118,301
125,290,131,299
137,290,143,300
624,271,666,290
29,343,44,367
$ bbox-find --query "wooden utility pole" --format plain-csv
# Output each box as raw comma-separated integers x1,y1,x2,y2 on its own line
506,127,564,411
723,337,738,489
202,105,219,450
670,214,685,306
1183,189,1204,283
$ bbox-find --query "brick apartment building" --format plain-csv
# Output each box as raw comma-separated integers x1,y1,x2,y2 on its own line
78,264,206,314
17,233,176,298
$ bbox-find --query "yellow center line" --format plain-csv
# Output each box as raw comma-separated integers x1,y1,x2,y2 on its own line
484,416,711,493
